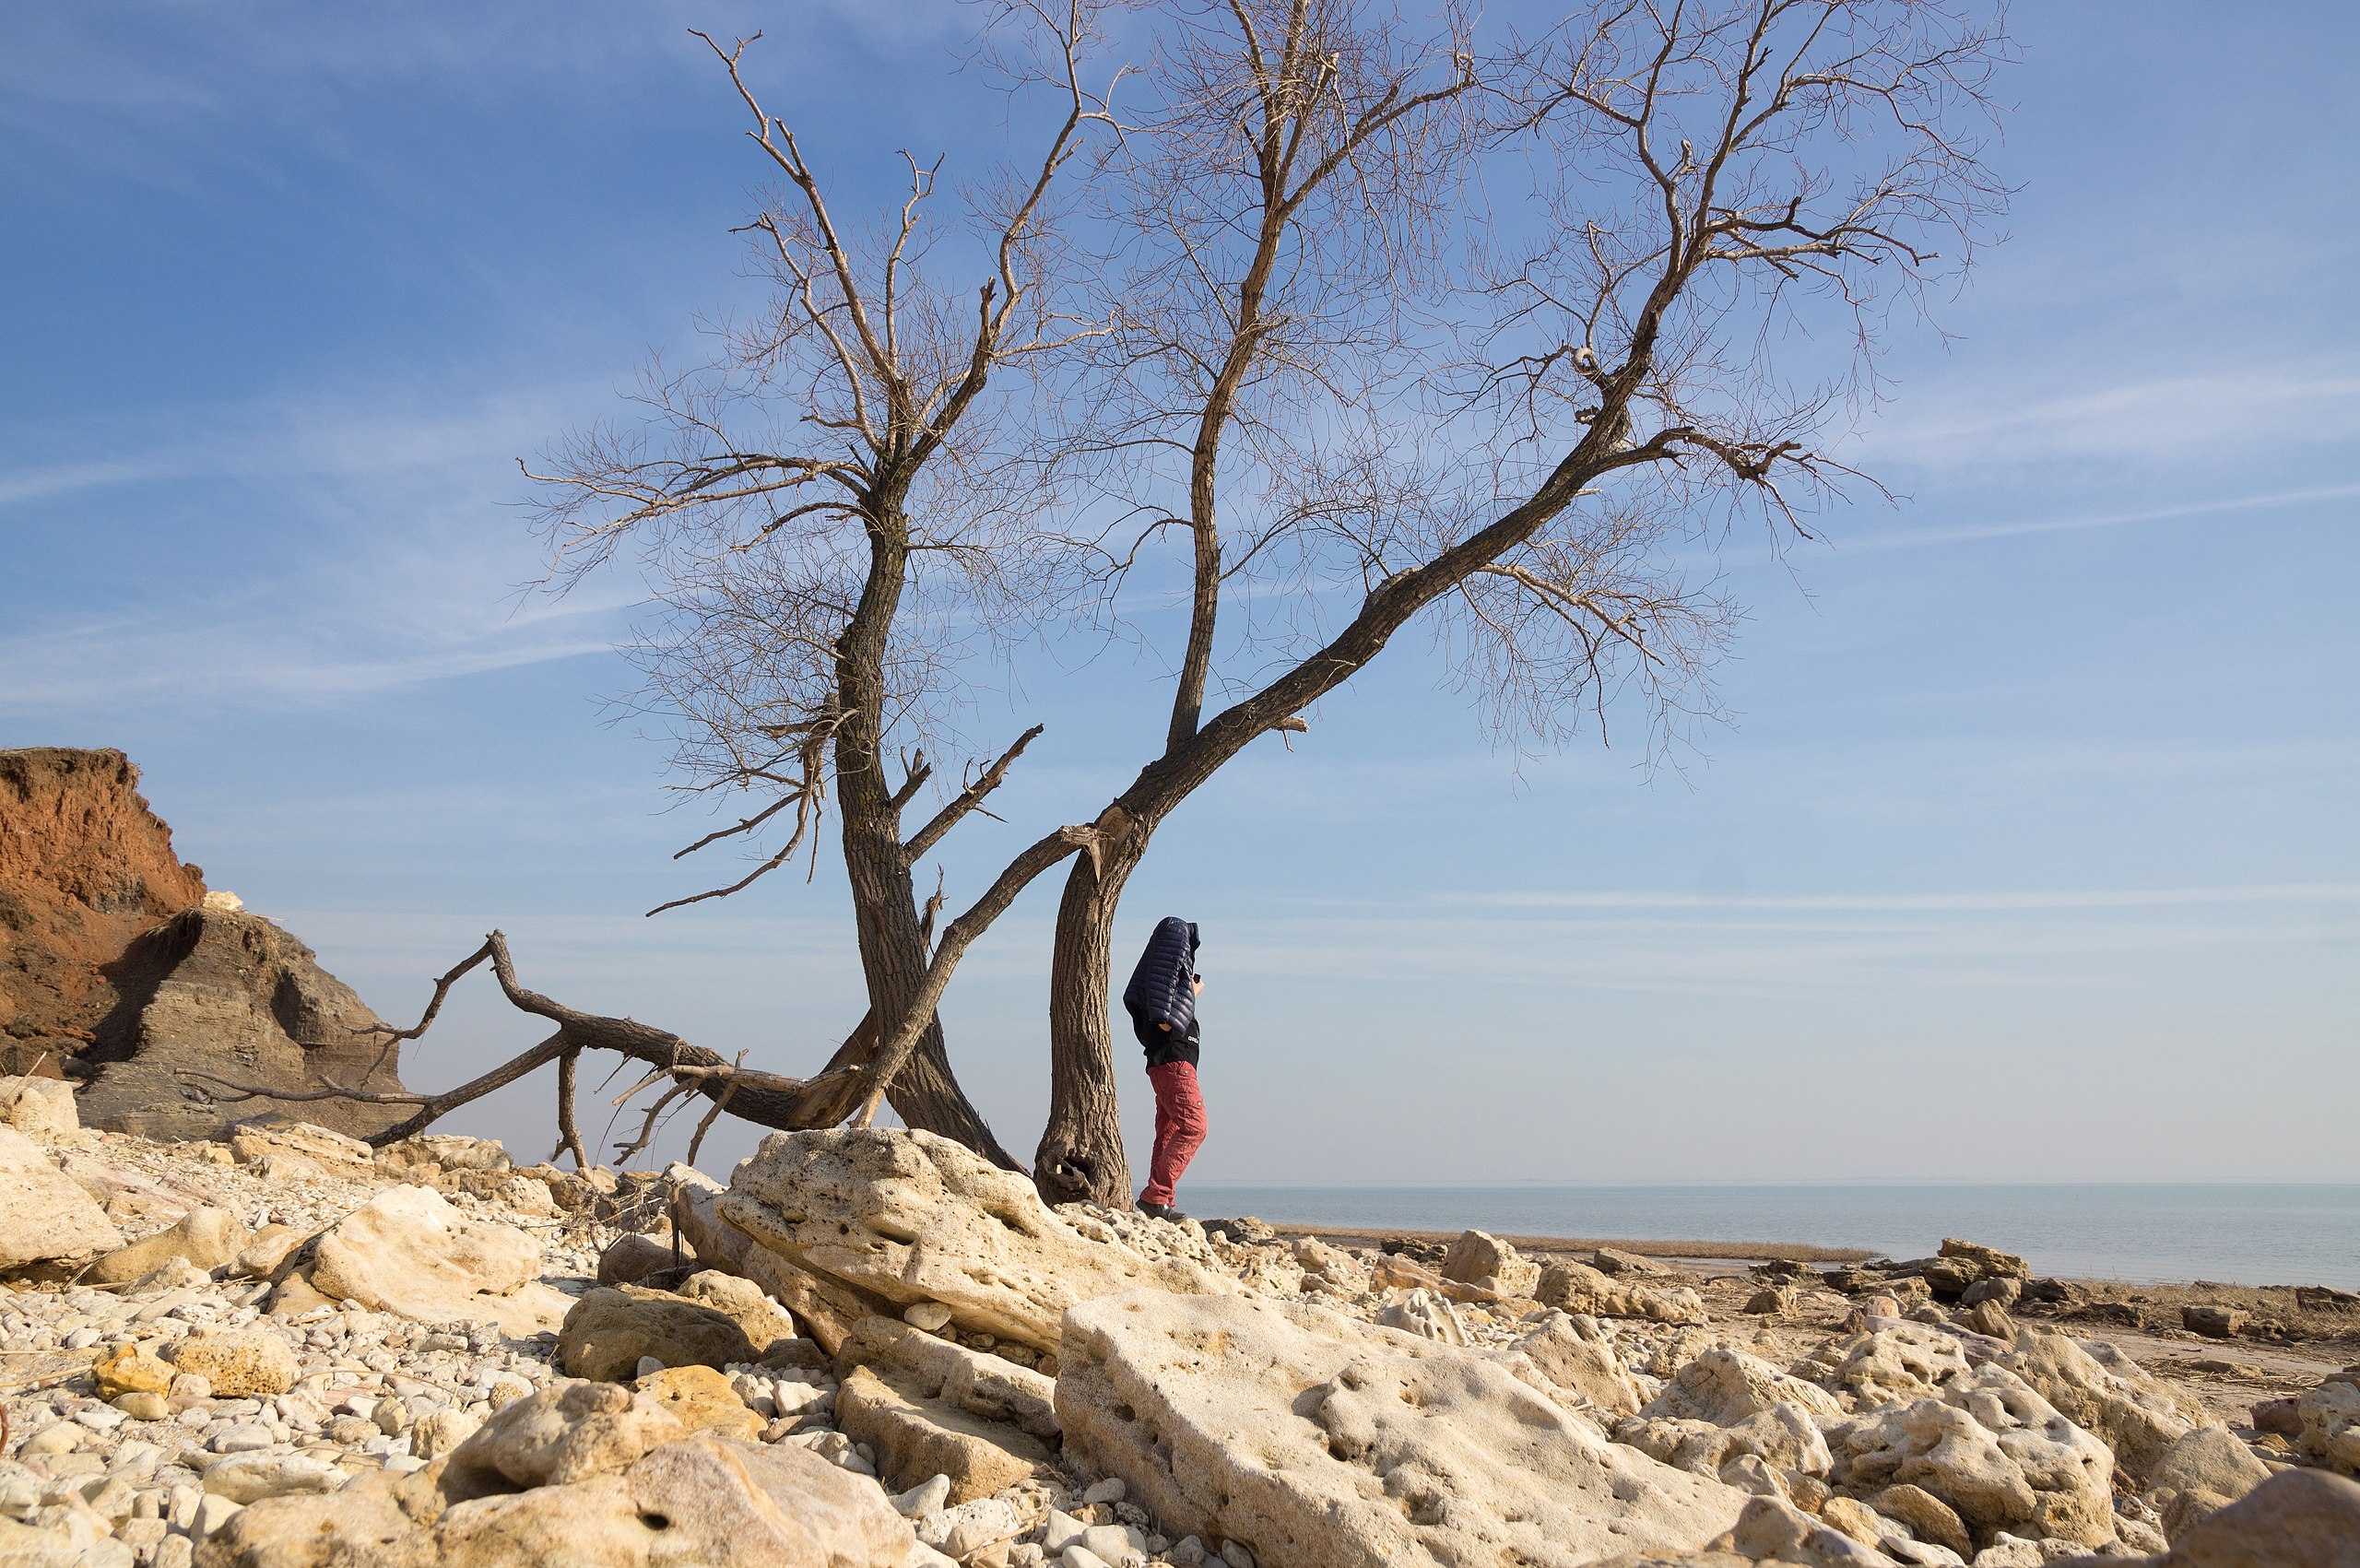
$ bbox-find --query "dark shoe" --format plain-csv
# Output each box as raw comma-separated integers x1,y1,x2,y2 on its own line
1138,1201,1187,1221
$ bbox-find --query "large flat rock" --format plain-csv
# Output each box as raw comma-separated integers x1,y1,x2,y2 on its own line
719,1128,1232,1352
1056,1289,1750,1568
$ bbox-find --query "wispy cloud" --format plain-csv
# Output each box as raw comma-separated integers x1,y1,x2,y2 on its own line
1838,482,2360,552
1449,883,2360,914
1858,367,2360,474
0,383,643,713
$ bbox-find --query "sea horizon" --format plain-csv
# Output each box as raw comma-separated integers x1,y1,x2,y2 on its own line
1179,1181,2360,1289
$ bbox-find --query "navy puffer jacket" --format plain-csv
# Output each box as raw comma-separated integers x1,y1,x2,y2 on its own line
1122,916,1199,1032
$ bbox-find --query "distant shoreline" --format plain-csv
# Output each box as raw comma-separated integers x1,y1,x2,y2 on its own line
1266,1221,1877,1266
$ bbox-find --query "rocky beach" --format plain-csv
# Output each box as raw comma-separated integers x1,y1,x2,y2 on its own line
1,745,2356,1565
0,1097,2352,1568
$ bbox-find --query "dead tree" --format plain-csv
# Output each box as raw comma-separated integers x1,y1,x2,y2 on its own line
519,14,1120,1168
180,933,870,1159
1017,0,2012,1203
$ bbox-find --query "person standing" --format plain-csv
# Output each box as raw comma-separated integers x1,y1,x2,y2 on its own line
1122,915,1206,1220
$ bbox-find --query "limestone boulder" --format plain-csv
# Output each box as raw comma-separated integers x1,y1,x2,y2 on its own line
836,1316,1058,1441
1826,1363,2114,1549
678,1269,803,1361
1611,1401,1832,1483
599,1232,685,1287
1999,1328,2191,1479
558,1285,759,1382
1643,1349,1845,1428
2142,1424,2272,1537
1869,1482,1972,1556
432,1432,914,1568
440,1379,690,1497
198,1451,343,1504
836,1363,1055,1503
1292,1238,1372,1296
1536,1261,1706,1325
230,1225,304,1282
2140,1467,2360,1568
1595,1248,1682,1279
309,1184,564,1334
171,1328,299,1397
0,1126,120,1267
1376,1289,1468,1346
1057,1289,1750,1568
719,1129,1232,1353
0,1078,77,1140
633,1365,764,1442
92,1343,174,1399
226,1118,372,1173
1440,1232,1540,1299
88,1205,250,1285
1822,1322,1971,1409
193,1489,435,1568
2296,1376,2360,1476
1495,1313,1645,1419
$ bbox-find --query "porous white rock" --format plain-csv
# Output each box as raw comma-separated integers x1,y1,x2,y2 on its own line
1493,1312,1645,1418
308,1184,568,1333
1822,1322,1972,1409
1057,1289,1749,1568
2296,1377,2360,1477
719,1129,1233,1352
1997,1327,2191,1479
1826,1362,2115,1549
1375,1289,1466,1346
0,1076,78,1139
0,1126,121,1267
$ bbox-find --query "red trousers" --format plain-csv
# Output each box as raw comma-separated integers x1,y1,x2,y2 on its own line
1139,1060,1207,1208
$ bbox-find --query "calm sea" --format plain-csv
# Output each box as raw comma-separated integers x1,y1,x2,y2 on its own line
1187,1184,2360,1289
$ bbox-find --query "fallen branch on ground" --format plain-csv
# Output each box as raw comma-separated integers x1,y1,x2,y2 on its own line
171,931,873,1158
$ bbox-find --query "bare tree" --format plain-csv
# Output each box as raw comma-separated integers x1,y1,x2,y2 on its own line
512,12,1119,1163
224,1,2006,1192
1015,0,2011,1203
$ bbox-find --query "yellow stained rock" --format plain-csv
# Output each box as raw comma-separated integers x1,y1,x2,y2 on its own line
631,1365,763,1442
92,1343,175,1399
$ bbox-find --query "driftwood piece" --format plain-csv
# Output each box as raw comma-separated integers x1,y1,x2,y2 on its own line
179,931,871,1156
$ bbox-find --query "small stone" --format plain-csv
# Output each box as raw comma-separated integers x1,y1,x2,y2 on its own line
93,1344,175,1399
20,1424,77,1456
112,1393,170,1421
2183,1304,2249,1338
190,1491,243,1539
635,1354,665,1378
1219,1540,1255,1568
209,1423,276,1454
904,1301,953,1333
893,1473,953,1517
1081,1477,1127,1504
171,1328,299,1397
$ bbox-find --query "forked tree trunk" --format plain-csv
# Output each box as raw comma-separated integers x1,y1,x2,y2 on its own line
1033,842,1145,1204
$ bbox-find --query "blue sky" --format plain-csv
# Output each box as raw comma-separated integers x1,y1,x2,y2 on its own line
3,2,2354,1186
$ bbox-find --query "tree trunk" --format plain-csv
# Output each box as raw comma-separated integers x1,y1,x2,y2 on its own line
1033,838,1145,1205
832,505,1022,1172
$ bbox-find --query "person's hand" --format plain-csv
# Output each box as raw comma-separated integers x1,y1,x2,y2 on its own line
1192,975,1205,996
1157,1021,1171,1032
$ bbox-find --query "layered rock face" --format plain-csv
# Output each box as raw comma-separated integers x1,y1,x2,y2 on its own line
0,748,206,1074
0,747,408,1138
78,905,408,1140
